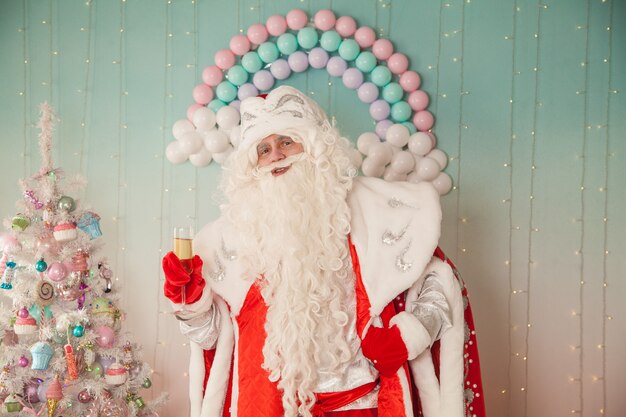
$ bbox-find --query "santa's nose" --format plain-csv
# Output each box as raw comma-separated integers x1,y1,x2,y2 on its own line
267,147,285,162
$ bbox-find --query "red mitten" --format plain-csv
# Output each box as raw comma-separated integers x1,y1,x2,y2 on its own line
162,252,206,304
360,324,409,377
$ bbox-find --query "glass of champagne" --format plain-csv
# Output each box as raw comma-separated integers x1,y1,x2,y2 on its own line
173,226,194,314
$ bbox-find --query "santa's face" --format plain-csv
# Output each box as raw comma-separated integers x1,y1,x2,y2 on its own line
256,134,304,176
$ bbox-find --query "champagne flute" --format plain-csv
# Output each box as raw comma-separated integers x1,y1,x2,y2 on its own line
173,226,194,314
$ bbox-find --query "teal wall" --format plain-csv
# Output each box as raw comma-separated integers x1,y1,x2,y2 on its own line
1,1,625,416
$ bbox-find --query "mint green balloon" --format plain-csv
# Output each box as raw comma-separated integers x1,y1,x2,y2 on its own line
370,65,392,87
258,42,279,64
241,51,263,73
297,27,319,50
208,99,227,113
215,81,237,102
391,101,412,122
277,33,298,55
402,121,417,134
320,30,341,52
355,51,377,73
382,82,404,104
338,39,360,62
227,65,248,86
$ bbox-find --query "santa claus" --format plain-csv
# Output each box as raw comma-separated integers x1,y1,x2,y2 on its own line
162,85,485,417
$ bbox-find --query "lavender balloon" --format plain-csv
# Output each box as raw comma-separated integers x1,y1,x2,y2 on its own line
237,83,258,100
270,59,291,80
326,56,348,77
308,47,329,69
376,119,394,139
357,82,379,103
342,67,364,89
229,100,241,110
253,70,275,91
288,51,309,72
369,100,391,121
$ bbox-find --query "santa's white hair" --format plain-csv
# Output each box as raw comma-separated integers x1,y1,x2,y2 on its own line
219,123,358,417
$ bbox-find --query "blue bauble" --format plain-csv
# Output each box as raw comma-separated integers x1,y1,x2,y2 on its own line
35,259,48,272
73,324,85,337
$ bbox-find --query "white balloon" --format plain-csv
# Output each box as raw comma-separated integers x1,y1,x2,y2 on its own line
416,156,441,181
408,132,433,156
172,119,194,139
390,151,415,175
432,172,453,195
189,148,213,167
356,132,380,155
192,107,216,131
213,145,234,165
407,171,422,184
426,148,448,170
203,130,230,154
216,106,241,130
367,142,393,165
178,131,204,154
229,125,242,147
361,156,385,177
383,166,408,182
165,141,188,164
385,124,410,148
350,148,364,169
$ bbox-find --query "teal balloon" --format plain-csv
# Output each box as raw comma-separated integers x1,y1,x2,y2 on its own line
402,121,417,134
208,99,227,113
215,81,237,102
277,33,298,55
258,42,279,64
297,27,319,50
226,65,248,86
391,101,412,122
370,65,392,87
241,51,263,73
29,304,53,325
320,30,341,52
355,51,377,73
338,39,360,62
382,82,404,104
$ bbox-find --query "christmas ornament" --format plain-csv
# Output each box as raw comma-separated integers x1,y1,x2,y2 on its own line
23,378,42,403
36,232,60,256
94,325,115,348
142,378,152,389
56,281,80,302
90,297,116,321
53,221,77,242
77,281,89,310
81,342,96,370
1,261,16,290
87,362,103,379
64,344,79,380
77,389,92,403
57,196,76,212
30,342,54,370
14,310,38,335
98,263,113,293
42,201,55,225
46,262,68,282
100,355,116,370
77,211,102,239
18,356,29,367
46,375,63,417
70,250,89,272
104,363,128,385
35,258,48,272
3,393,23,412
72,324,85,337
35,281,55,306
11,214,30,231
17,307,30,318
23,190,44,209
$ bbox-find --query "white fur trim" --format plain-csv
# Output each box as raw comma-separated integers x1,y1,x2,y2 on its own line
188,341,205,417
390,311,431,360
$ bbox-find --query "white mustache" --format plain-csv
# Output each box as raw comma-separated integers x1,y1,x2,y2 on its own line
256,153,304,174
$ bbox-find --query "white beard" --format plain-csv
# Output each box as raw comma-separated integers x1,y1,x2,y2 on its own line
222,154,355,417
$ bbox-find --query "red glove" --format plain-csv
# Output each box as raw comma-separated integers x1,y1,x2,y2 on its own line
360,324,408,377
162,252,206,304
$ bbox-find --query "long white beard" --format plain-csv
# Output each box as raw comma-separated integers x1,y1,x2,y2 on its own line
223,155,355,417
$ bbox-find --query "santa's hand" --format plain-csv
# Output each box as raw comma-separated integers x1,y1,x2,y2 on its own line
162,252,206,304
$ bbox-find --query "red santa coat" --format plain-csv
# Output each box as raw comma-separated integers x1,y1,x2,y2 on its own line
181,177,485,417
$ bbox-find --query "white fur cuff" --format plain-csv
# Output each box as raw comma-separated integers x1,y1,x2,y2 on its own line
169,286,213,319
390,311,432,360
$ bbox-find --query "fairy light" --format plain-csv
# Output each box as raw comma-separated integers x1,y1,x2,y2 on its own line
20,0,31,178
78,1,95,176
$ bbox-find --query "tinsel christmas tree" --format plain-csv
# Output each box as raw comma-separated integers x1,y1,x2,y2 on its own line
0,104,166,416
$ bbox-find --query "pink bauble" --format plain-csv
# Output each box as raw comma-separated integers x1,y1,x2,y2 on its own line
399,70,421,92
412,110,434,131
335,16,357,37
36,233,59,256
201,65,223,86
266,15,287,36
408,90,429,111
187,103,203,121
372,39,394,60
387,53,409,75
46,262,68,282
247,23,268,45
354,26,376,48
314,9,336,31
192,84,214,105
18,307,29,318
214,49,235,70
229,34,251,56
286,9,308,30
95,325,115,348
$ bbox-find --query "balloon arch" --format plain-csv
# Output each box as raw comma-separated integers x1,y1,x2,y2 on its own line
166,8,452,195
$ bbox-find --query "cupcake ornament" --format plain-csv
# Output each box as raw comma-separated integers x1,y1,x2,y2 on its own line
77,211,102,239
30,341,54,370
105,363,128,385
53,221,77,242
13,309,38,335
3,394,23,413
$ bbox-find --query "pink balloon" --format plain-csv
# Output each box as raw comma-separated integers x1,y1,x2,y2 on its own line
372,39,394,60
387,53,409,75
247,23,268,45
46,262,68,282
95,325,115,348
354,26,376,48
192,84,214,105
408,90,429,111
202,65,223,86
314,9,336,31
214,49,235,70
335,16,357,37
229,34,251,56
266,15,287,36
286,9,308,30
187,103,203,121
412,110,434,131
399,71,421,92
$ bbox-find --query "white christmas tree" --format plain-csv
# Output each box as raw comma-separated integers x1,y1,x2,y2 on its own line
0,104,166,417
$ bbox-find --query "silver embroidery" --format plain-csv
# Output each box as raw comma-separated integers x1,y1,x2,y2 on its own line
388,197,404,208
241,112,257,121
209,254,225,282
395,241,413,272
221,238,237,261
273,93,305,109
382,223,410,246
276,109,303,118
